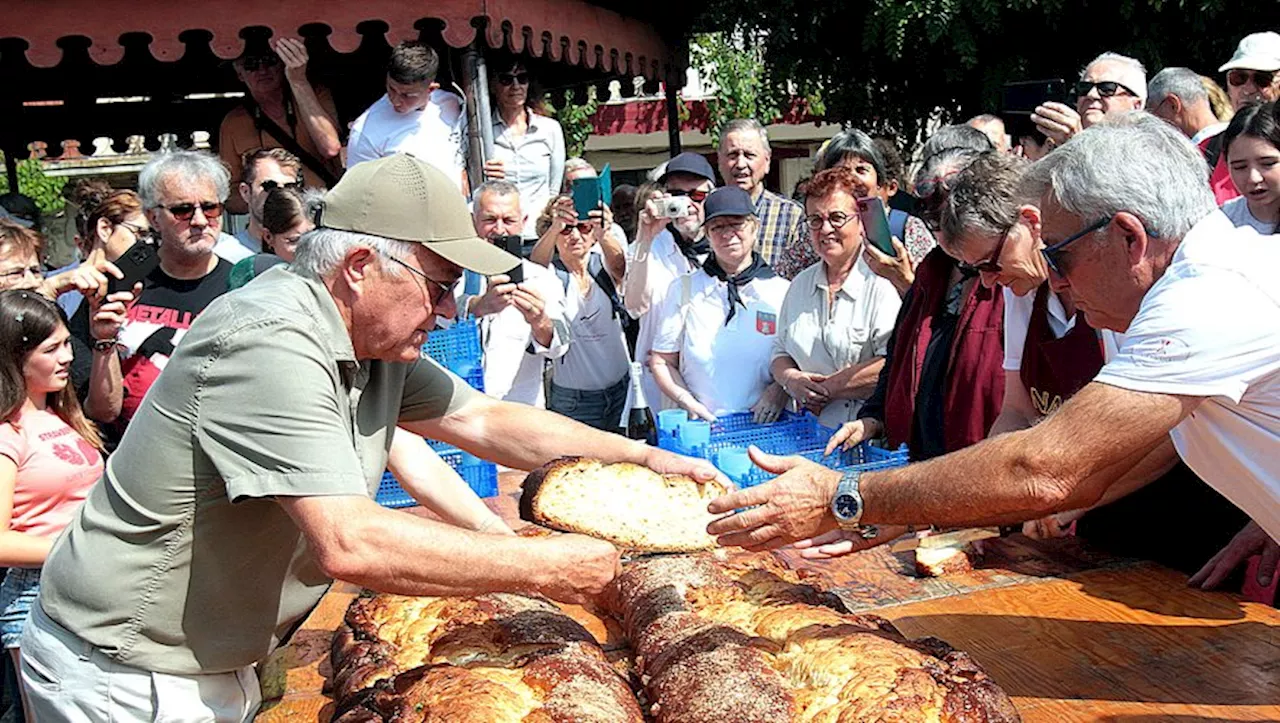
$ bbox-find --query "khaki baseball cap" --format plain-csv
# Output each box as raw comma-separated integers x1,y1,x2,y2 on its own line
317,153,518,275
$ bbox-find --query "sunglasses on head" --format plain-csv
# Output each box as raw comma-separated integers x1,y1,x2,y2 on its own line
667,189,709,203
1075,80,1138,99
497,72,530,87
164,201,224,222
1226,69,1276,88
239,55,280,72
260,179,303,192
559,222,594,235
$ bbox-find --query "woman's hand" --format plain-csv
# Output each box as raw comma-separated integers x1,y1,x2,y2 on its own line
588,202,614,243
823,418,883,456
483,159,507,181
1022,509,1084,540
751,382,789,424
862,236,913,296
677,391,717,423
779,368,829,409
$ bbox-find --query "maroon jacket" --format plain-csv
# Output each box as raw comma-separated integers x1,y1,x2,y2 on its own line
882,248,1006,457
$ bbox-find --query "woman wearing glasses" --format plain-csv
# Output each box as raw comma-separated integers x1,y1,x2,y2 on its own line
483,57,566,244
1220,33,1280,112
770,167,901,430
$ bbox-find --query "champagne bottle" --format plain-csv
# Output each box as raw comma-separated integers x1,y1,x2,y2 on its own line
626,361,657,444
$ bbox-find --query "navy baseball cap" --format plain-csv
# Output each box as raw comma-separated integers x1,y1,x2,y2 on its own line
702,186,757,224
659,152,716,184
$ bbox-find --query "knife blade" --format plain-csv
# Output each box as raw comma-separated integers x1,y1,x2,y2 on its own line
890,527,1002,553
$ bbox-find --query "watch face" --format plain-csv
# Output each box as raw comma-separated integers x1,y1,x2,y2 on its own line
833,494,858,520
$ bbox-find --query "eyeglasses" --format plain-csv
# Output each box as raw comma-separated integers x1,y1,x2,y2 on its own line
1075,80,1139,99
163,201,223,222
382,254,458,306
118,221,156,243
966,220,1017,275
1226,69,1276,88
497,72,530,87
0,265,42,282
239,55,280,72
805,211,855,231
259,179,303,193
668,189,709,203
1040,216,1111,277
559,222,595,235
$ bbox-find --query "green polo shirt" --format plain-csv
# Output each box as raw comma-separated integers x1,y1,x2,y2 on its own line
39,266,477,674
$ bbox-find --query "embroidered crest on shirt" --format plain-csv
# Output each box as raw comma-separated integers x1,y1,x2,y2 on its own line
756,311,777,335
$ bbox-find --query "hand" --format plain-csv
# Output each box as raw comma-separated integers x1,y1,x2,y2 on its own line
273,37,311,86
89,284,139,343
509,285,548,327
1022,509,1083,540
534,534,622,605
1031,101,1080,148
549,196,578,234
677,391,717,423
641,445,731,490
862,236,913,293
823,418,883,456
705,447,842,551
588,203,614,242
483,158,506,181
779,369,829,408
751,382,788,424
46,258,122,302
1188,520,1279,591
638,194,670,242
793,525,907,560
470,274,516,317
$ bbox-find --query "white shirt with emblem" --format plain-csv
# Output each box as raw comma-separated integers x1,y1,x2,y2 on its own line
1093,212,1280,542
346,91,468,189
624,228,706,410
653,267,790,416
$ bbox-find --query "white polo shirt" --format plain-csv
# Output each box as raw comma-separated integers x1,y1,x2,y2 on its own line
346,91,468,189
771,258,901,428
459,260,571,407
653,267,790,416
624,228,706,410
1093,212,1280,542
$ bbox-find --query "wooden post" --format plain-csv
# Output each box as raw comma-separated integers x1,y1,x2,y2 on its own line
664,68,682,158
460,44,495,193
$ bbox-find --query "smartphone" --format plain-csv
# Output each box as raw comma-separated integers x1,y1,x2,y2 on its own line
107,240,160,294
855,197,897,257
495,234,524,284
1001,79,1068,115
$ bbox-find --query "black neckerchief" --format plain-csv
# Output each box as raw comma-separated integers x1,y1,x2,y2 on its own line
702,252,776,325
668,223,710,266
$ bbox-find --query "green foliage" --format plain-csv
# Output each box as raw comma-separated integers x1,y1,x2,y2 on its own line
547,88,600,158
692,0,1267,147
0,155,68,215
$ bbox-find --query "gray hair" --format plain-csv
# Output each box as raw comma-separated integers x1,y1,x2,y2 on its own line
137,150,231,209
920,124,994,164
1146,67,1208,108
719,118,771,153
1083,52,1148,103
939,151,1030,244
563,157,595,178
472,180,522,214
1020,113,1215,242
292,227,418,280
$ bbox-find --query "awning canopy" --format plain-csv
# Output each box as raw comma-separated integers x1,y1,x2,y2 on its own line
0,0,682,160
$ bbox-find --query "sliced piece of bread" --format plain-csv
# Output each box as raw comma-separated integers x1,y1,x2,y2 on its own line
913,544,976,577
522,457,727,553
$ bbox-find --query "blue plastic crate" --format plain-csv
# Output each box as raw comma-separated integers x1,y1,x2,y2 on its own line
729,441,909,489
423,320,484,392
375,441,500,508
660,411,827,458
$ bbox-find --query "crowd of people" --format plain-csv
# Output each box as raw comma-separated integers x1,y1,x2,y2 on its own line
0,25,1273,723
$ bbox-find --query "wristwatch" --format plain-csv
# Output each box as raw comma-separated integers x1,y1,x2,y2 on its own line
91,337,118,354
831,469,878,538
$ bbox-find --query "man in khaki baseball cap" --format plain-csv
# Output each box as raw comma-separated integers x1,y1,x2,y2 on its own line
319,152,519,275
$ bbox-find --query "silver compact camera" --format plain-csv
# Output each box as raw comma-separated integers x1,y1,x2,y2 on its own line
659,195,695,219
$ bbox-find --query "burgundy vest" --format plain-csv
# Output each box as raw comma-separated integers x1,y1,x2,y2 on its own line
1020,285,1105,418
883,248,1006,457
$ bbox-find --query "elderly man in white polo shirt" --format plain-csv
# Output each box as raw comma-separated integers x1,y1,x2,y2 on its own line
706,115,1279,593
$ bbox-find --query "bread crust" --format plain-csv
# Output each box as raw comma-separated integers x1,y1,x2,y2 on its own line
914,545,978,577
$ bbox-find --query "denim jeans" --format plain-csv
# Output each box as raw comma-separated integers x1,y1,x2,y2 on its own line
548,375,629,432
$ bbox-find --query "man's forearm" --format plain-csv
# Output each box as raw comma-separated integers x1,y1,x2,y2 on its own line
85,349,123,423
621,237,656,316
827,358,884,401
529,230,558,267
289,81,341,158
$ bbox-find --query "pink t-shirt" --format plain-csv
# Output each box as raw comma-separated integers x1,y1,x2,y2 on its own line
0,409,103,538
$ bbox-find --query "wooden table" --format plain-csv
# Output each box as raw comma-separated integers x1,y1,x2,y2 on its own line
256,473,1280,722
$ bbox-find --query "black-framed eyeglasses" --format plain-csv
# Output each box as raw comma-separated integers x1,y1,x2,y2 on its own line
1040,216,1112,277
1075,80,1138,99
260,179,303,193
383,254,458,306
239,55,280,72
667,188,709,203
497,72,530,87
805,212,855,231
164,201,223,222
1226,69,1276,89
0,265,42,282
118,220,157,244
964,220,1017,274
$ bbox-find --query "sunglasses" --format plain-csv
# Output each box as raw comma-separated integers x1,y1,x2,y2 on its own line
260,179,303,193
164,201,223,222
1226,69,1276,88
0,265,42,282
1075,80,1138,99
1040,216,1111,277
965,220,1017,275
559,222,595,235
497,72,530,87
239,55,280,72
667,189,709,203
805,211,855,231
